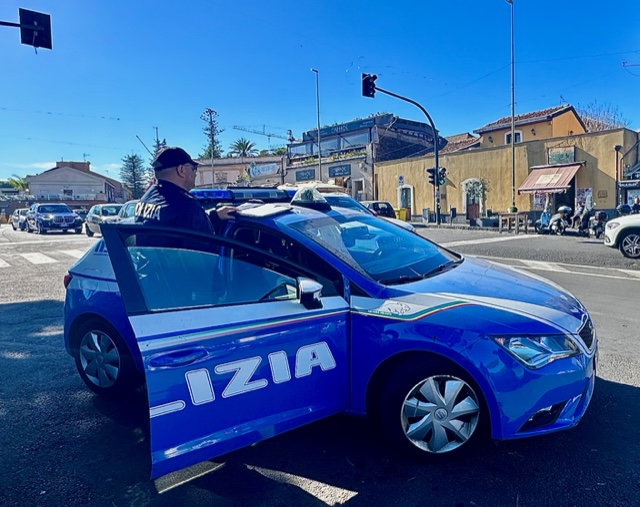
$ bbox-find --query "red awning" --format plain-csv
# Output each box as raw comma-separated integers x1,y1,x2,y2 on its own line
518,163,582,194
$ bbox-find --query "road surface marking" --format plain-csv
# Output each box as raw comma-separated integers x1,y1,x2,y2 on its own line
59,249,87,259
249,465,358,505
519,260,570,272
618,269,640,278
441,235,539,248
19,253,58,265
0,258,10,268
0,237,96,248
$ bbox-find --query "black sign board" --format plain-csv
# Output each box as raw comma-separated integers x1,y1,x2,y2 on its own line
19,9,52,49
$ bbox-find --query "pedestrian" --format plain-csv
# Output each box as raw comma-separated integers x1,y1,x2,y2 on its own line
134,146,234,233
632,197,640,214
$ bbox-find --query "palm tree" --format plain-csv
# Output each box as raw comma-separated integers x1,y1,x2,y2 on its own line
7,174,29,193
229,138,258,157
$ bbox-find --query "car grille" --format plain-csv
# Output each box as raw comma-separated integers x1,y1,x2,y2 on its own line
53,216,76,223
577,317,595,349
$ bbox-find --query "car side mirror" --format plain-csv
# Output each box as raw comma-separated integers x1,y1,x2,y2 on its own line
297,277,323,310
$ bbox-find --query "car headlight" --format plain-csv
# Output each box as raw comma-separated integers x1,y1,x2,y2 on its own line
492,335,580,368
606,222,620,230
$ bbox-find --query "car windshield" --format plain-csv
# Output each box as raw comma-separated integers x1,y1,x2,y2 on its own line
288,213,459,284
38,205,72,213
323,195,370,214
101,205,122,216
119,202,137,218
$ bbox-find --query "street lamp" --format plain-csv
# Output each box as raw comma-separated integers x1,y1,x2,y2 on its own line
615,145,622,205
311,68,322,179
507,0,516,210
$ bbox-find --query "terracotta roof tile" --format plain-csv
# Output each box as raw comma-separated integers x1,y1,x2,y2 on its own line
475,105,573,133
440,134,480,154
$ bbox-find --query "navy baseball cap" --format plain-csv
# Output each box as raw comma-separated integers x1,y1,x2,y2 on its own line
151,147,198,171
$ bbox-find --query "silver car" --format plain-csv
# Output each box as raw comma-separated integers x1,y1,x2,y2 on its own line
11,208,29,231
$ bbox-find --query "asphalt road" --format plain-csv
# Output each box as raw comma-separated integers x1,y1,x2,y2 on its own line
1,225,639,507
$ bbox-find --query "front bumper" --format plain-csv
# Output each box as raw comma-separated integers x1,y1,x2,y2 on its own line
495,346,597,440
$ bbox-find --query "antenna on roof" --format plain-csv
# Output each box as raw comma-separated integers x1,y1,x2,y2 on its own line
135,135,153,156
82,152,90,161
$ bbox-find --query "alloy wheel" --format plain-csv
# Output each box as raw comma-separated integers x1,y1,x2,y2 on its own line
401,375,480,454
621,233,640,258
78,330,121,388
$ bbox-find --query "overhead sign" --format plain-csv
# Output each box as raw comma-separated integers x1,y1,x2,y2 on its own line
19,9,52,50
295,169,316,182
247,162,279,180
329,164,351,178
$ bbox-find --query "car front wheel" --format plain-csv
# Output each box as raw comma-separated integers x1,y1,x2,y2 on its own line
73,318,142,396
378,360,485,460
619,230,640,258
85,224,94,237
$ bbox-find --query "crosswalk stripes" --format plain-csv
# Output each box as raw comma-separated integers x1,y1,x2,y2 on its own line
19,252,58,265
0,248,88,268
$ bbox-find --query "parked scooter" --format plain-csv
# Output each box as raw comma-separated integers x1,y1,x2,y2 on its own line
589,210,608,239
535,205,572,235
577,208,593,237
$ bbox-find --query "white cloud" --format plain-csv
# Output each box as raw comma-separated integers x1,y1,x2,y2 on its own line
0,161,56,171
91,163,121,178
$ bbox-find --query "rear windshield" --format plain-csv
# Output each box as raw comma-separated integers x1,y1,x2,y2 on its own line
101,205,122,216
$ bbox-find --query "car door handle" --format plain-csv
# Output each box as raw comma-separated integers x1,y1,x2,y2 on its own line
148,348,209,368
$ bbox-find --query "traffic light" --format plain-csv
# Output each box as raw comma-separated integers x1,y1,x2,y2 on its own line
361,73,377,98
438,167,447,186
427,167,436,186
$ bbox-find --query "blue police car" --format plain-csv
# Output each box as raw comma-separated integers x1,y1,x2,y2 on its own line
63,188,596,479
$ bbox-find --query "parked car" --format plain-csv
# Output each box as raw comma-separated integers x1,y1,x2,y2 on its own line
604,213,640,258
116,200,138,222
25,203,84,234
360,200,397,218
64,188,596,480
85,204,123,236
321,192,415,232
11,208,29,231
70,207,88,223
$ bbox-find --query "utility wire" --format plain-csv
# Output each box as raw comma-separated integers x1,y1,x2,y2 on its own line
0,106,121,121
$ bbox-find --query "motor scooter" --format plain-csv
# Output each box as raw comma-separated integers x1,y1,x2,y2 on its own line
589,210,607,239
535,205,571,235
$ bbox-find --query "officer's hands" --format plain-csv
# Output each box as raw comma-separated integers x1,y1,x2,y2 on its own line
216,206,237,220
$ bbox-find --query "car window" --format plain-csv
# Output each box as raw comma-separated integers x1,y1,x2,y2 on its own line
119,202,137,218
102,205,122,216
288,214,457,284
231,226,343,297
124,234,299,312
38,204,72,213
323,195,369,214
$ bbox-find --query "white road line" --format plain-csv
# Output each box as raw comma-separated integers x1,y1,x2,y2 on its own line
0,237,96,248
0,258,10,268
619,269,640,278
19,253,58,265
519,260,570,272
59,249,87,259
441,235,539,248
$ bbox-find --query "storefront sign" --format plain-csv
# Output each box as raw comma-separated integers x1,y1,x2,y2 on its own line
247,162,280,180
548,146,575,164
295,169,316,181
329,164,351,177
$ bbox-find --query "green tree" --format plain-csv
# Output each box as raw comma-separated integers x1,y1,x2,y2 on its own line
6,174,29,192
120,154,147,198
272,147,287,156
229,138,258,157
199,108,224,159
148,137,167,179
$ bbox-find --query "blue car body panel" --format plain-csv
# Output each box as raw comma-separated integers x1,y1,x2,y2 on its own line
63,201,597,479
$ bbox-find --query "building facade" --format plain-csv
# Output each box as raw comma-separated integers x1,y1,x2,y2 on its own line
376,127,639,220
195,155,285,188
285,114,447,201
25,162,130,203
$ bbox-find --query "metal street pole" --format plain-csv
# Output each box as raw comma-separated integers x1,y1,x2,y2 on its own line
507,0,516,209
373,85,441,224
311,68,322,180
615,145,622,206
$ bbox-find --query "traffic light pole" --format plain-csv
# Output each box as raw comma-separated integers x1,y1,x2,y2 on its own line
373,86,441,225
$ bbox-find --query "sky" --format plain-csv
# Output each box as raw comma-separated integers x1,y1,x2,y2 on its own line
1,0,639,181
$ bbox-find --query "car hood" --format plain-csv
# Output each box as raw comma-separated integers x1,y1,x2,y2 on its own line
386,256,585,332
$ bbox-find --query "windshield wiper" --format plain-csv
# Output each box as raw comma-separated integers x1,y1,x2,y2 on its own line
421,258,463,279
377,274,427,285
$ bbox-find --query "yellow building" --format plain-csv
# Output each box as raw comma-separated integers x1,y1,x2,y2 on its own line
375,106,639,221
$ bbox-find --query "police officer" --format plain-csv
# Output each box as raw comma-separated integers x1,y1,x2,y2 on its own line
135,146,233,232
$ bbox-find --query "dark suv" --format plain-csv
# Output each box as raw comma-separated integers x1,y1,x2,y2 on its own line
26,203,84,234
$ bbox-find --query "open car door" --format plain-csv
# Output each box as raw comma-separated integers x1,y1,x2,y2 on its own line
101,224,350,479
